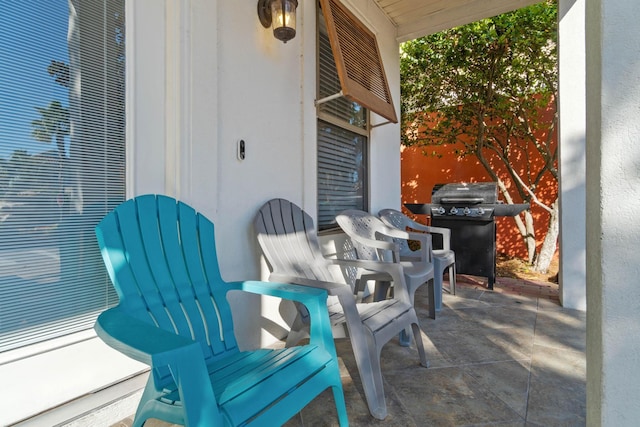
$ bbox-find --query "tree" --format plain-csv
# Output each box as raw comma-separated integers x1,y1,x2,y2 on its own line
47,60,70,88
400,0,558,272
31,100,70,157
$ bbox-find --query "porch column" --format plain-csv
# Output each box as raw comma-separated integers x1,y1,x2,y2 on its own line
558,0,586,311
585,0,640,424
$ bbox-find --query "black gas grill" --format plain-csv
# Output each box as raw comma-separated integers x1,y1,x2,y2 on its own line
405,182,529,289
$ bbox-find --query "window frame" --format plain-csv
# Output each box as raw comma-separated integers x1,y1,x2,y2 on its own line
0,0,126,354
316,0,370,233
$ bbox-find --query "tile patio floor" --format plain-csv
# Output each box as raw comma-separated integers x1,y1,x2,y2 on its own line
112,275,586,427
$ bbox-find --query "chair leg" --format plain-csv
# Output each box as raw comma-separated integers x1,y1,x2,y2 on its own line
434,272,443,311
363,343,388,420
331,384,350,426
399,328,412,347
410,321,430,368
338,294,388,420
400,286,421,343
327,358,349,427
373,280,392,301
133,381,164,427
285,312,309,347
427,280,436,319
448,263,456,295
349,332,388,420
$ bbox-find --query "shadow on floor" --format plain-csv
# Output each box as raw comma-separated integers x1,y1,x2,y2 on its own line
112,275,586,427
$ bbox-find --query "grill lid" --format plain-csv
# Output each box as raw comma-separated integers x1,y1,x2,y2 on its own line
431,182,498,205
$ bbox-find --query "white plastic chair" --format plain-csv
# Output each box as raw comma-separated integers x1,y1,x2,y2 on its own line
336,210,437,322
379,208,456,310
254,198,428,420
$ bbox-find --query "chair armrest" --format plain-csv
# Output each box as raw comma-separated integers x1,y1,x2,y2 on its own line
394,218,451,252
95,308,222,423
344,230,404,263
404,219,451,251
330,259,412,304
379,228,431,263
229,280,336,351
378,225,428,246
229,280,328,305
265,273,348,294
345,233,398,252
393,216,447,237
95,308,200,366
424,226,451,250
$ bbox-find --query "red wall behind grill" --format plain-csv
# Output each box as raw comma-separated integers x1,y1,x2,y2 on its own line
400,108,558,259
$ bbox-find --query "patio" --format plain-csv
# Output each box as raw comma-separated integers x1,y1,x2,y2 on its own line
111,275,586,427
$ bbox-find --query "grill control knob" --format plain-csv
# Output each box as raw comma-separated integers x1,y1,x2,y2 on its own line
478,207,485,215
450,207,458,215
435,207,446,215
464,207,471,215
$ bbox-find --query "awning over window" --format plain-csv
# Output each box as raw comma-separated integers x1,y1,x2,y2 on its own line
319,0,398,123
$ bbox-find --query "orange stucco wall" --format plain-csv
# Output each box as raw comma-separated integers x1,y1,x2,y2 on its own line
401,113,558,259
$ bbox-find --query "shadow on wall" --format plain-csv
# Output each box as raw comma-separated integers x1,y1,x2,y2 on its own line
401,144,558,259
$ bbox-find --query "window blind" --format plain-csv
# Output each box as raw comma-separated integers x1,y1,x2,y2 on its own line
0,1,126,352
317,120,367,229
317,2,368,231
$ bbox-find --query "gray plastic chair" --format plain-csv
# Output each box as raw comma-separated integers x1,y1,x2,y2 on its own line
254,198,428,420
379,208,456,310
336,210,437,322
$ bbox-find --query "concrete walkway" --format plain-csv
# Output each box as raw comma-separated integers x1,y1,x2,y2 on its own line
114,275,586,427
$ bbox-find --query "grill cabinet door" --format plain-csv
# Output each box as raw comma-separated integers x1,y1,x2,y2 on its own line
431,217,496,289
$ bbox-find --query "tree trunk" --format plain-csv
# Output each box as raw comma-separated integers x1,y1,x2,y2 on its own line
495,178,537,263
524,210,536,264
534,199,559,273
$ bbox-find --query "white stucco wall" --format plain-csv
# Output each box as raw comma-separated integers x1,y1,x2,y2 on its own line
585,0,640,424
127,0,401,350
558,0,586,311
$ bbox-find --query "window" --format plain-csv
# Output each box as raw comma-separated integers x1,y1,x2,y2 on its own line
0,1,126,352
317,3,368,231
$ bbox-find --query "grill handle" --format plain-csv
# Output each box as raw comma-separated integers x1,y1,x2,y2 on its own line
439,197,484,204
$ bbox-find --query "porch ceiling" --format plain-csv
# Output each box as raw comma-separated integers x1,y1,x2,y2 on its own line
372,0,543,42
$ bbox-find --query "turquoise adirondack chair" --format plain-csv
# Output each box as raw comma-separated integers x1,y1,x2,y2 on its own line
94,195,348,427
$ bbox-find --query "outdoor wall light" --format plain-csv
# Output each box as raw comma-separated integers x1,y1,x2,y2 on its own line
257,0,298,43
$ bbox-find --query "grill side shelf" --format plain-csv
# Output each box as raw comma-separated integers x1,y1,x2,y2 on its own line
492,203,529,217
404,203,435,215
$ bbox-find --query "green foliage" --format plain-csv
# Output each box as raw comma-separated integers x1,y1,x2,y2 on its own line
400,0,557,154
400,0,558,202
47,60,70,88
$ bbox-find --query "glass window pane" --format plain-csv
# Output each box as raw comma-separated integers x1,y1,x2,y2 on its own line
0,0,126,352
317,120,367,230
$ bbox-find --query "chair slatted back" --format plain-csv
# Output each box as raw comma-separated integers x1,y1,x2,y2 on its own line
96,195,239,370
254,198,339,283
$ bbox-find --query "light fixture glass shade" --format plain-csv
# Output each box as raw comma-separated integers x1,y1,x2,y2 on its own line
270,0,297,43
